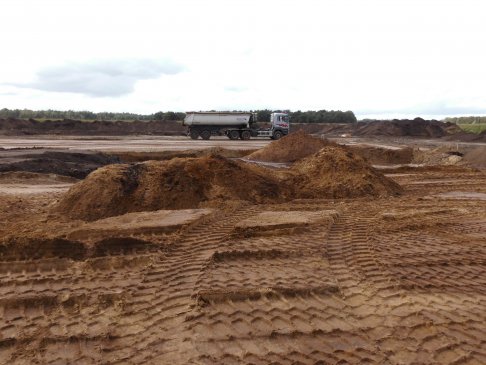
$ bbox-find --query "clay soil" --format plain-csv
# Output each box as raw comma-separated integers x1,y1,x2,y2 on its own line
1,136,486,364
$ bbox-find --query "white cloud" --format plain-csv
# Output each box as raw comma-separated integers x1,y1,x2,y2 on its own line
0,0,485,118
8,58,184,97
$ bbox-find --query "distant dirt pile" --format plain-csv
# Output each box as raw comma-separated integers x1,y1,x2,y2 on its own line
0,151,119,178
247,130,335,162
0,118,186,136
56,155,285,221
293,118,463,138
291,147,403,198
355,118,460,138
0,171,78,184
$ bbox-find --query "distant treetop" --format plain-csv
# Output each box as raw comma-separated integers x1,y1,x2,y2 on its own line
0,108,357,124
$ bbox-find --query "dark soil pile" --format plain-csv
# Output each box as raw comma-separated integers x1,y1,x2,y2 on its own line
247,130,335,162
355,118,460,138
290,147,403,198
0,118,186,136
0,151,119,179
0,171,78,183
56,155,285,221
292,118,463,139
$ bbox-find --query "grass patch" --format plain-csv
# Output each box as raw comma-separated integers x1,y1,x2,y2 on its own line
458,124,486,134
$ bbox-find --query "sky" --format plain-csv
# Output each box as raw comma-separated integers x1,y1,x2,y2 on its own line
0,0,485,119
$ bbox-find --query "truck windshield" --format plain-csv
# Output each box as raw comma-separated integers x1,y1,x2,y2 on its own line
282,116,289,123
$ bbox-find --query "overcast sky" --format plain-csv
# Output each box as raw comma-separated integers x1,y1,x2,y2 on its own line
1,0,485,118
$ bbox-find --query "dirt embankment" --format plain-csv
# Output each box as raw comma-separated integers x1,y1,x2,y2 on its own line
0,151,119,178
57,137,401,221
293,118,469,139
2,116,480,141
0,118,186,136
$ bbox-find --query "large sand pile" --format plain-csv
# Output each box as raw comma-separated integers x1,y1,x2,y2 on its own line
57,155,285,221
57,137,402,221
247,130,335,162
291,147,403,198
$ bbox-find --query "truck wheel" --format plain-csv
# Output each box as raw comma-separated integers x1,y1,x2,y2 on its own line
189,129,199,140
201,130,211,140
240,130,251,140
273,131,283,140
228,130,239,140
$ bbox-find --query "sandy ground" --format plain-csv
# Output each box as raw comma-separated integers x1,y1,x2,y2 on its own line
0,136,271,151
0,136,486,364
1,134,486,153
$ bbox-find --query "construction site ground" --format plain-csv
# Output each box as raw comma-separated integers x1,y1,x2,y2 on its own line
0,136,485,364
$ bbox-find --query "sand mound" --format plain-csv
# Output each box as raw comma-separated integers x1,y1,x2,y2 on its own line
57,144,402,221
291,147,403,198
247,130,335,162
56,155,285,221
413,146,466,166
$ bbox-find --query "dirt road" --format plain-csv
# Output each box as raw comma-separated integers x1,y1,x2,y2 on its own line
0,136,271,151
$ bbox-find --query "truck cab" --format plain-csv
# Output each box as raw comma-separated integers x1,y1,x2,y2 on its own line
255,112,290,140
269,113,290,139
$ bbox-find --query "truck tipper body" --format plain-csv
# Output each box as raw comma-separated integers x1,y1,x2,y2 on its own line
183,112,289,140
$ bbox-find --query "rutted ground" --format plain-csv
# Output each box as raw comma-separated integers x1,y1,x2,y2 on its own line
1,134,486,364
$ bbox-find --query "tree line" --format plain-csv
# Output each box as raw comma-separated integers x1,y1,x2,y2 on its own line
0,108,357,124
256,109,357,124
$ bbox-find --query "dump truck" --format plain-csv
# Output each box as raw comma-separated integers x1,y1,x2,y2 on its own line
183,111,290,140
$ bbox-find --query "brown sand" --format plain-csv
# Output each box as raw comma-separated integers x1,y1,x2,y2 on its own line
247,130,335,162
291,146,403,198
56,154,285,221
1,142,486,363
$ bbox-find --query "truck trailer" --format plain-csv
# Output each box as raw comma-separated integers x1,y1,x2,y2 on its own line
183,111,289,140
